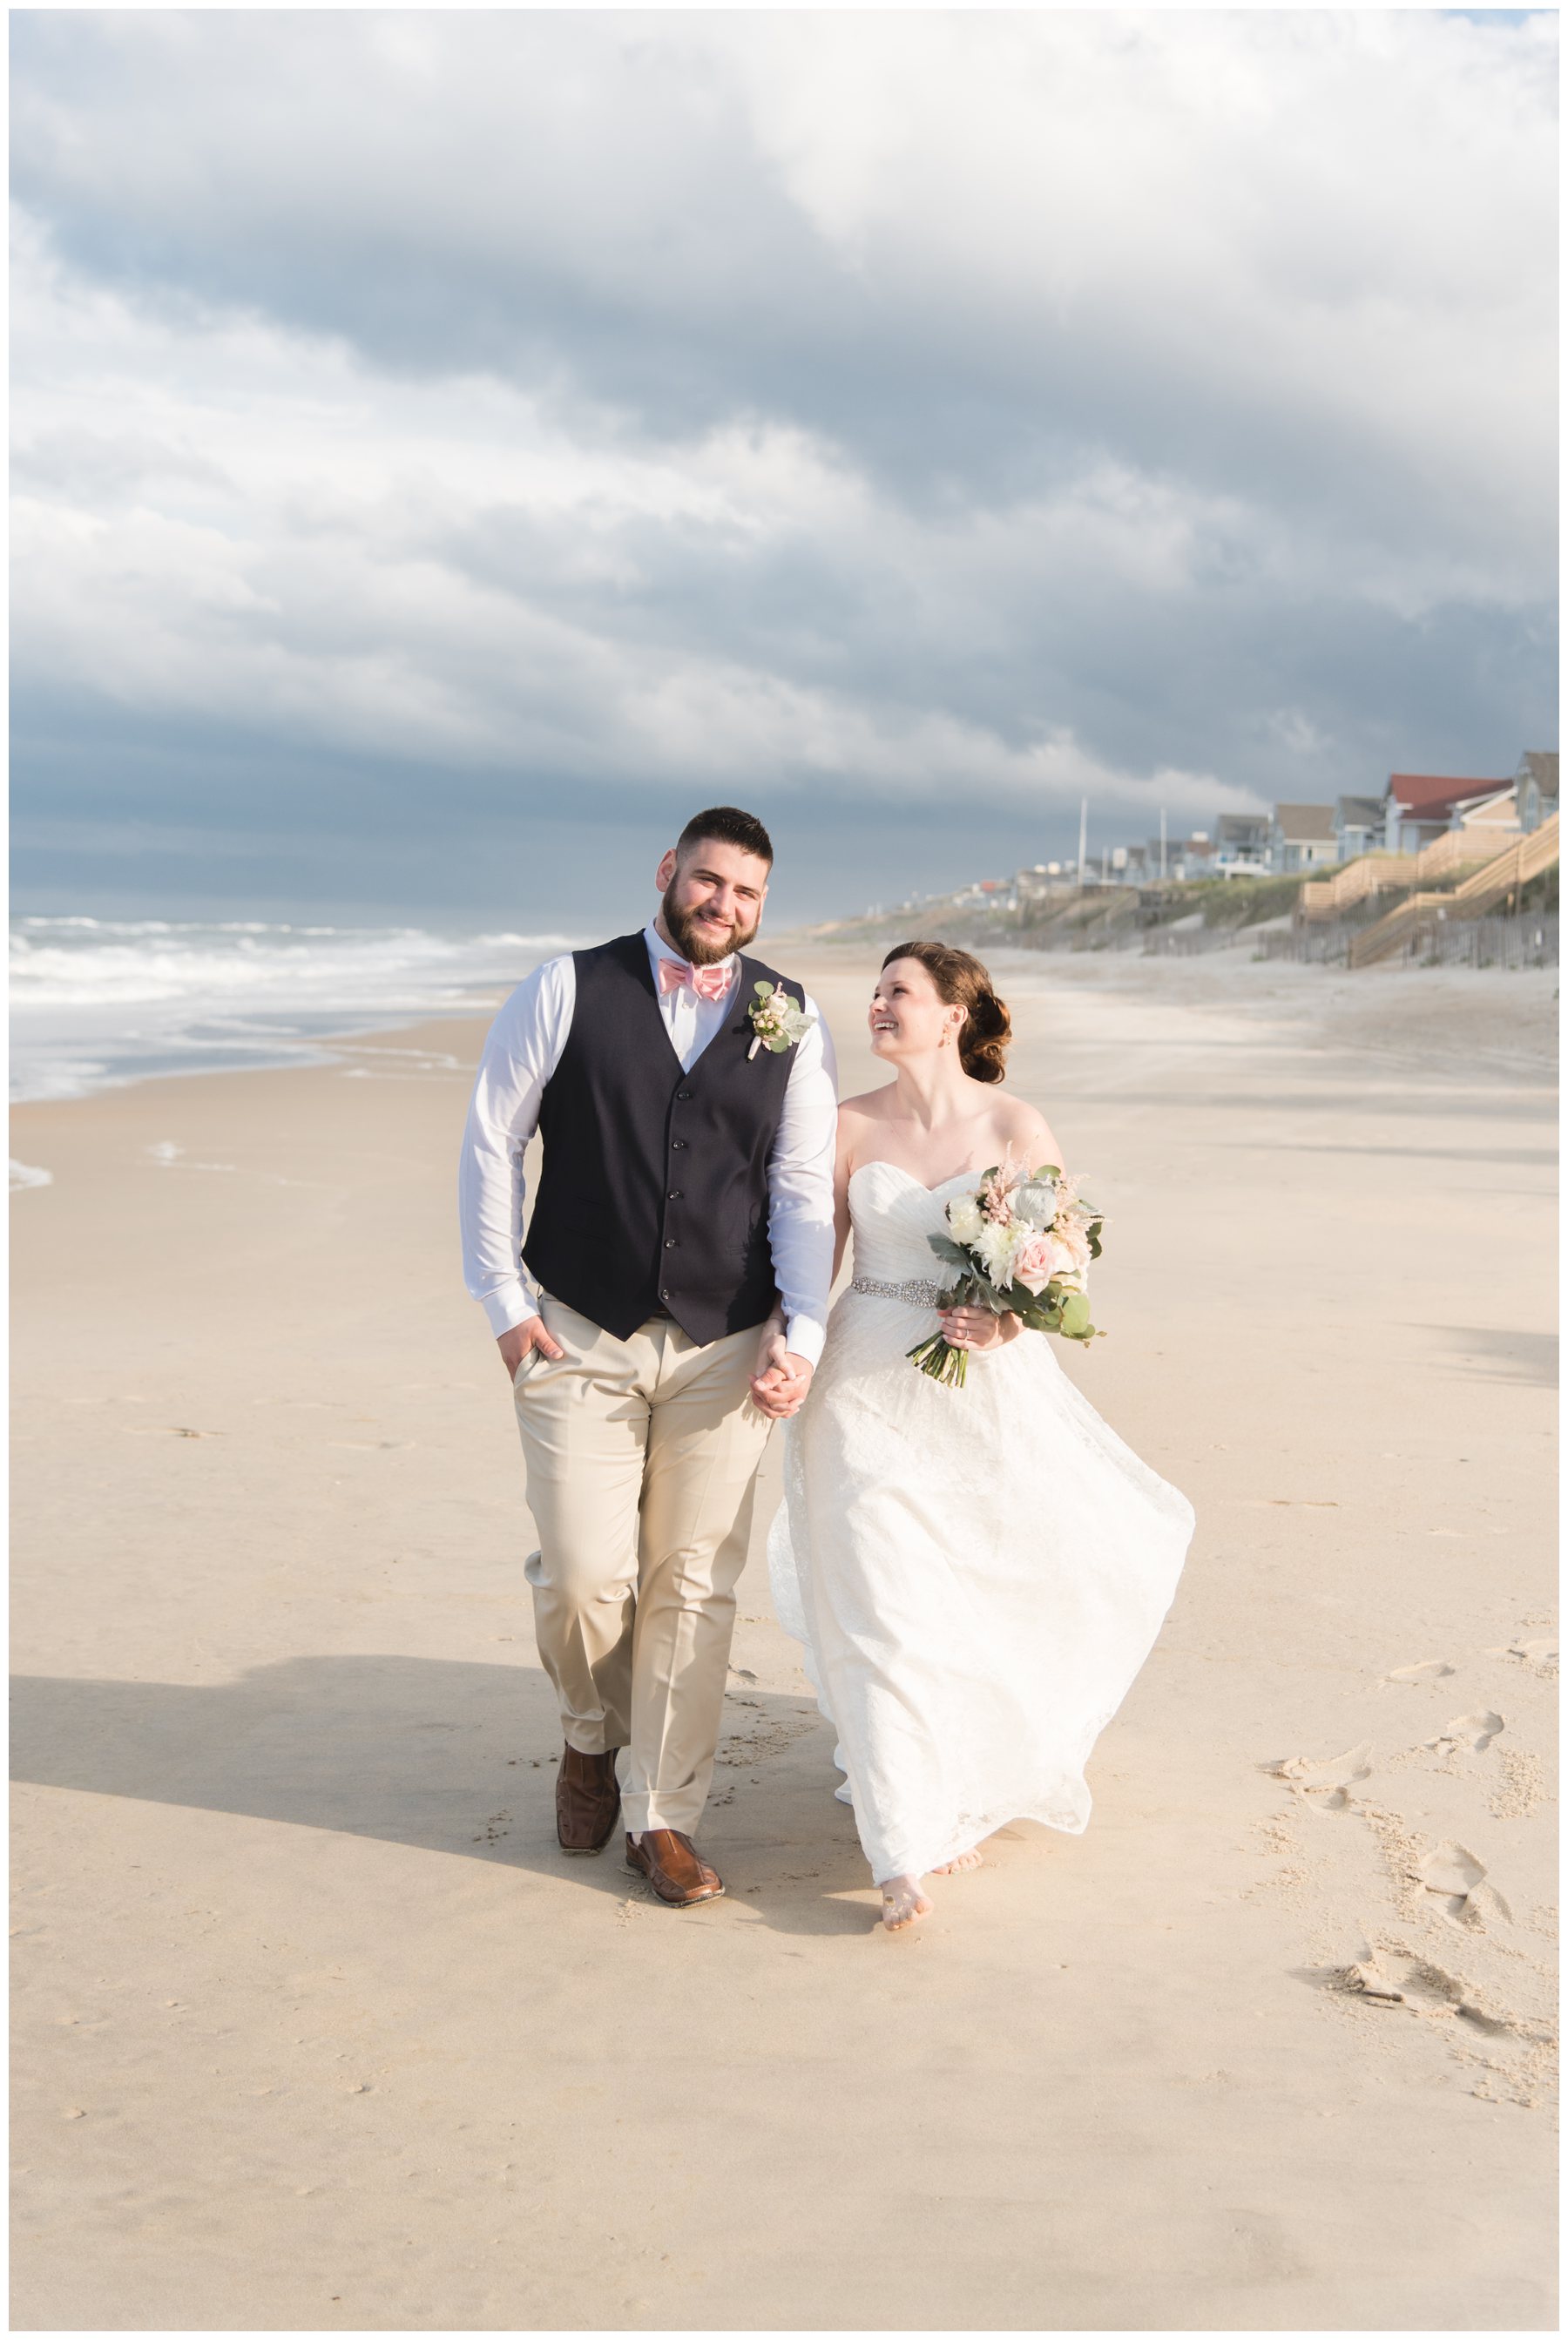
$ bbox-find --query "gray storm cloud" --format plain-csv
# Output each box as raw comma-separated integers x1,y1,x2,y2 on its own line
10,10,1558,916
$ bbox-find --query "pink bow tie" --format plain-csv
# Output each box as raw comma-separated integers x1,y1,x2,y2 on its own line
658,956,731,1003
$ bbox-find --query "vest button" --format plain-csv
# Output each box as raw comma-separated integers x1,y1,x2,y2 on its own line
665,1238,677,1248
660,1288,670,1300
675,1089,693,1101
672,1139,686,1149
667,1189,681,1200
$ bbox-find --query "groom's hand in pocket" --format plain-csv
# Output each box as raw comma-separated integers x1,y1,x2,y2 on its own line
497,1313,566,1383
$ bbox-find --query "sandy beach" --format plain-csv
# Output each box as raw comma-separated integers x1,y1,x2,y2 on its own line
10,945,1558,2332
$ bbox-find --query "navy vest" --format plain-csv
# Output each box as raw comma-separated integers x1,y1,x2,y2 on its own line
523,932,801,1344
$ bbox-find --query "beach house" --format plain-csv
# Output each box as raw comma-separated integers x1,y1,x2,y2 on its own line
1382,771,1510,855
1213,814,1271,875
1515,750,1559,833
1333,795,1385,862
1172,834,1216,882
1268,803,1337,872
1451,784,1525,846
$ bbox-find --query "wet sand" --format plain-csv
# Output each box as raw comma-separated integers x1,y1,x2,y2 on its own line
10,949,1557,2330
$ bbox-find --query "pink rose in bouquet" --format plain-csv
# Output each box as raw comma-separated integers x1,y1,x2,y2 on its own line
1010,1230,1064,1294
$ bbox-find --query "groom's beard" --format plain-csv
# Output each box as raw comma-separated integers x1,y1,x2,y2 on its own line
661,886,760,967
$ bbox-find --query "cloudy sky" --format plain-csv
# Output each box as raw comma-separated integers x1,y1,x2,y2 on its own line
10,9,1558,926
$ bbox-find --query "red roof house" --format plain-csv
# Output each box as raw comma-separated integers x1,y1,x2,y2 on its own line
1384,772,1508,852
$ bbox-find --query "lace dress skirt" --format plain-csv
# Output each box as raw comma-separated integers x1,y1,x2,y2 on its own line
768,1169,1194,1883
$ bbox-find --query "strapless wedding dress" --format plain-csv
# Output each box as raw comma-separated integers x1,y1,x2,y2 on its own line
767,1160,1195,1883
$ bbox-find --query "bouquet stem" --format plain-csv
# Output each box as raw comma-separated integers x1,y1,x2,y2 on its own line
908,1273,983,1384
906,1331,970,1386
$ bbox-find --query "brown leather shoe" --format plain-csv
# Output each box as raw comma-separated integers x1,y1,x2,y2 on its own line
625,1829,725,1908
555,1745,622,1853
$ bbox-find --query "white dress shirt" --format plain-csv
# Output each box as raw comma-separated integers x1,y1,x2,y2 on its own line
459,923,838,1364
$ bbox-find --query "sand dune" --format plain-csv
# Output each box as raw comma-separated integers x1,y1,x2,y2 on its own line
10,948,1557,2330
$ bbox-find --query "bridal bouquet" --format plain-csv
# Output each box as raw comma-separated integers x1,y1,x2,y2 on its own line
910,1160,1105,1386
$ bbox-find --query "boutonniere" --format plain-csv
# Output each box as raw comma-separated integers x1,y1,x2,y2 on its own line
747,979,812,1060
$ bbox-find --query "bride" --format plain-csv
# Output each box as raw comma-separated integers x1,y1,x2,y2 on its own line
767,941,1195,1932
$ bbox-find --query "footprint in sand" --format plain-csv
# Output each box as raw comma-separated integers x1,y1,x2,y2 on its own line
1268,1742,1373,1811
1484,1638,1559,1676
1344,1948,1513,2033
1382,1659,1456,1687
1425,1711,1504,1755
1414,1841,1512,1929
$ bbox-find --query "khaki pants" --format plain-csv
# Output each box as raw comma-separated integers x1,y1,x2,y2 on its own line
513,1295,773,1837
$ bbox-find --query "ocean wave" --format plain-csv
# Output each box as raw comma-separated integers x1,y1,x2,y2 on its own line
10,919,575,1007
10,916,580,1100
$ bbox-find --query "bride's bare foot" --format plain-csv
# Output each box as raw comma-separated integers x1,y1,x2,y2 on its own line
878,1874,933,1932
931,1847,983,1875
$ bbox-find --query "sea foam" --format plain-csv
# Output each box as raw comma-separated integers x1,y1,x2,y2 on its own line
10,916,574,1101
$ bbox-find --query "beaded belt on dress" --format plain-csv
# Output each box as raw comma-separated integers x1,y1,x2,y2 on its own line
850,1275,952,1306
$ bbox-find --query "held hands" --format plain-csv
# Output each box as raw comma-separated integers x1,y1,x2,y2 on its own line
497,1313,566,1381
750,1318,814,1420
936,1302,1020,1355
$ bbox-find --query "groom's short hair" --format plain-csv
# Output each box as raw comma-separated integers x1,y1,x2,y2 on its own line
676,806,774,868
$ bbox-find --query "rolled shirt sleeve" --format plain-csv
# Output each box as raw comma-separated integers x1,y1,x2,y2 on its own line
767,997,839,1367
458,955,575,1337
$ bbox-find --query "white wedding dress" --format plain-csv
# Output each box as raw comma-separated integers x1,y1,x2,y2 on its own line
767,1161,1195,1883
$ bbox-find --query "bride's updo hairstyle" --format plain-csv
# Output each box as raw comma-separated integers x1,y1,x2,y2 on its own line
881,940,1012,1084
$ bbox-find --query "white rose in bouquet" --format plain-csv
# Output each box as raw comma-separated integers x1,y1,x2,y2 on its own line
946,1194,984,1244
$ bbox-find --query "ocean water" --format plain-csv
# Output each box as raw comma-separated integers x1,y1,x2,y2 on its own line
10,916,577,1104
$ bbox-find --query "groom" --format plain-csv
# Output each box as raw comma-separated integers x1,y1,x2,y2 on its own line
458,808,836,1906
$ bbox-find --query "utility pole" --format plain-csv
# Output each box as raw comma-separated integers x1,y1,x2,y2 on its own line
1159,806,1168,881
1078,796,1089,886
